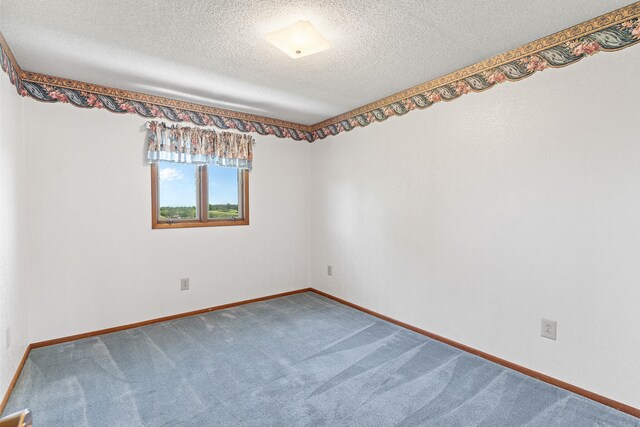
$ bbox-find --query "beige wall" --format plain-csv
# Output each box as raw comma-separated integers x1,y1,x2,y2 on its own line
22,102,311,343
309,46,640,407
0,70,29,397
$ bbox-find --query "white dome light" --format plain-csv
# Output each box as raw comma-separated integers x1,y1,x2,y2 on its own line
265,20,331,59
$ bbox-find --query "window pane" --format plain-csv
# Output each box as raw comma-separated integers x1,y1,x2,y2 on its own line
158,163,198,220
208,166,240,219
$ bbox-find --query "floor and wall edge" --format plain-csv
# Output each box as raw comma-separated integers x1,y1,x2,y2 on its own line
1,287,638,419
308,289,640,419
0,288,312,415
0,344,32,415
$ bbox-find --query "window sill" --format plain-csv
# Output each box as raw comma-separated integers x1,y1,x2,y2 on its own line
152,219,249,229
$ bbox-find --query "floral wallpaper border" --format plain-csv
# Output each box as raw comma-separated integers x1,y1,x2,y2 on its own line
0,33,315,143
1,3,640,143
311,9,640,139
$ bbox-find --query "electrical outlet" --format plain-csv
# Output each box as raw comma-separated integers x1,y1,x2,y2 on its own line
180,278,190,291
5,327,10,349
541,318,557,340
327,265,333,276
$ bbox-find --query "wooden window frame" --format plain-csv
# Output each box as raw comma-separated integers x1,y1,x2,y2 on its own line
151,163,249,229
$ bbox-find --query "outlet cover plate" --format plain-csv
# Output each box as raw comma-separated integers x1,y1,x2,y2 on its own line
327,265,333,276
180,278,190,291
541,318,557,340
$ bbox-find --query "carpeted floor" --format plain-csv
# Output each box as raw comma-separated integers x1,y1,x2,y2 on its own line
2,292,638,426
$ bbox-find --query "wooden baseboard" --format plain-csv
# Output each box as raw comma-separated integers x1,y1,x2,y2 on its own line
0,344,32,415
308,288,640,419
31,288,312,348
3,287,638,419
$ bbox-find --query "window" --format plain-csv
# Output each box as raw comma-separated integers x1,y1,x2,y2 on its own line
151,163,249,228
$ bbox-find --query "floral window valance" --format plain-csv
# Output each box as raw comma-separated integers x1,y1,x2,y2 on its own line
146,121,255,170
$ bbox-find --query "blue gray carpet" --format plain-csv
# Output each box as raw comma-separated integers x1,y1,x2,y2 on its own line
2,292,638,426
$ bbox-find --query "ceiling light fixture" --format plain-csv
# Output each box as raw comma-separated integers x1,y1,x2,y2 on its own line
265,20,331,59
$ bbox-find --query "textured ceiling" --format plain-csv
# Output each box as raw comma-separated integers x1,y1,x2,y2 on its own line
0,0,633,124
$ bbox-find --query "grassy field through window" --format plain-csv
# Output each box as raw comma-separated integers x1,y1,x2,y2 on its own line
208,204,239,219
159,204,238,220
